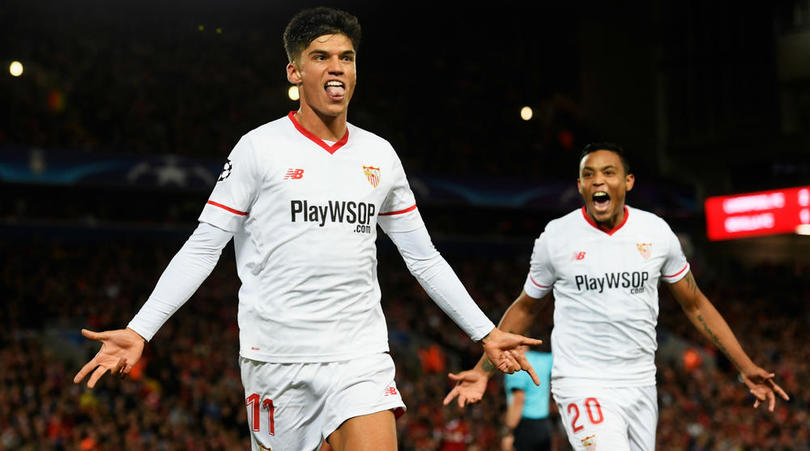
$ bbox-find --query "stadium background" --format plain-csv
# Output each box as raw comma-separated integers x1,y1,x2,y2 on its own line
1,0,808,449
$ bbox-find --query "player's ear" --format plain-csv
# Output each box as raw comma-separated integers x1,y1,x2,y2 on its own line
625,173,635,191
577,178,583,196
286,61,301,84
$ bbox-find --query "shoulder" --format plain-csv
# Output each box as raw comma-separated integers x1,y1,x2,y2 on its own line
542,208,584,236
347,122,397,153
246,115,295,143
627,205,674,232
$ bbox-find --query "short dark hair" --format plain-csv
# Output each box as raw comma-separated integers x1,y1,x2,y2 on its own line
580,142,631,175
283,7,361,63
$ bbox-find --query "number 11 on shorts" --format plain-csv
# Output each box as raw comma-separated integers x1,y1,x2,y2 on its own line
246,393,275,435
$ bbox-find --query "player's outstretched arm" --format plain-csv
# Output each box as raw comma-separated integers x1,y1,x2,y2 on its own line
444,291,550,407
73,328,145,388
668,270,789,411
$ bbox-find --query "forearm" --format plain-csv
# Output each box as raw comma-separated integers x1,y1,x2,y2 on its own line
388,227,495,341
682,294,756,372
128,222,231,341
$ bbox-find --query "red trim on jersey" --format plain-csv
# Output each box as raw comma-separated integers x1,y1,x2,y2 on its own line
287,111,349,154
581,206,629,236
529,275,550,289
663,264,689,279
379,204,417,216
207,200,247,216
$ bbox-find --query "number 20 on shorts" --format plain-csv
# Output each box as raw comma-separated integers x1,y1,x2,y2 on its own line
246,393,275,435
567,397,604,432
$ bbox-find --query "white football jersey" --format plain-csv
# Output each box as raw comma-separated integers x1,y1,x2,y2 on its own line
200,112,425,363
523,206,689,389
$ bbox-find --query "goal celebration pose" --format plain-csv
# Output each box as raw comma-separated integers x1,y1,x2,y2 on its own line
444,143,789,450
74,7,541,451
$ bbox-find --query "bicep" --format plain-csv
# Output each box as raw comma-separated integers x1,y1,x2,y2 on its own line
513,290,551,316
666,270,702,312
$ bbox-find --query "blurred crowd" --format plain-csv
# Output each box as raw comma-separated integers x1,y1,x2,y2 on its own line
1,2,593,181
1,233,807,450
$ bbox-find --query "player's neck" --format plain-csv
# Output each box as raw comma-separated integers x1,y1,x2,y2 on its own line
589,206,626,232
294,107,347,142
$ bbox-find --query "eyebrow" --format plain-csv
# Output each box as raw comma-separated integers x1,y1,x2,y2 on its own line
582,164,618,172
307,49,356,57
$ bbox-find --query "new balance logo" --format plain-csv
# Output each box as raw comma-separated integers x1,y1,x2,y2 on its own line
384,387,398,396
573,251,586,261
284,168,304,180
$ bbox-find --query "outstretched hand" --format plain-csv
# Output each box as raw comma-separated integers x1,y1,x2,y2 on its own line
482,328,543,385
73,328,145,388
443,368,488,408
740,366,790,412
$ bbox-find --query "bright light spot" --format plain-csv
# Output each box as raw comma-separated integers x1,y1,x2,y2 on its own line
796,224,810,235
520,106,533,121
216,27,222,34
198,25,205,31
9,61,23,77
288,85,300,101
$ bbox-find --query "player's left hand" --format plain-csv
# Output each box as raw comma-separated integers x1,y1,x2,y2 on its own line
481,328,543,385
443,368,488,408
740,366,789,412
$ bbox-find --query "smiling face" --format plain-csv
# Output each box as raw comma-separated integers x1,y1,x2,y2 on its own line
286,33,356,121
577,149,635,230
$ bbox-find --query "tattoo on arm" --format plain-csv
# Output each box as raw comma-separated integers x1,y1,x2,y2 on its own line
482,358,495,373
684,272,698,297
696,313,738,368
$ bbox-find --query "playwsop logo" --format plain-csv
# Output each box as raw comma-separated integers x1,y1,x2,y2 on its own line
218,159,232,181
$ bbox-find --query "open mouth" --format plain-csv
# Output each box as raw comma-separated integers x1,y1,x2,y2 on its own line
592,192,610,211
325,80,345,100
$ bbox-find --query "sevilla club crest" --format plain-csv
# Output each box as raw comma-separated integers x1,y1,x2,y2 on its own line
636,242,652,260
363,165,381,188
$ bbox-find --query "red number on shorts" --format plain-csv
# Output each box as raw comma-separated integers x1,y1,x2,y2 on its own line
246,393,275,436
567,397,604,432
263,398,275,435
567,403,584,432
584,397,604,424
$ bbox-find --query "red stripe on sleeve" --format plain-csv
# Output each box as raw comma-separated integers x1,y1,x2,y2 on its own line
663,264,689,279
379,204,417,216
207,200,247,216
529,275,550,289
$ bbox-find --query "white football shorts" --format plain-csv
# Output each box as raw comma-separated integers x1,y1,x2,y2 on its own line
553,385,657,451
240,352,405,451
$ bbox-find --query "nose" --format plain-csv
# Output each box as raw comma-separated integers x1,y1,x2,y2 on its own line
327,56,343,74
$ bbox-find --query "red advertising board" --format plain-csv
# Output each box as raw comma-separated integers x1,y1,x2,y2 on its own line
705,186,810,240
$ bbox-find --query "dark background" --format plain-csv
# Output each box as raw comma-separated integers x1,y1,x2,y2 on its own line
1,1,808,449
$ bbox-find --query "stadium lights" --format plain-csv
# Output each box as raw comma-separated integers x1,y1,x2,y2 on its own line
520,106,533,121
9,61,23,77
288,86,300,101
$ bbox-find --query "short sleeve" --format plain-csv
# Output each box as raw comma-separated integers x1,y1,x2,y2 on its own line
523,232,555,298
377,151,424,233
660,222,690,284
198,135,260,233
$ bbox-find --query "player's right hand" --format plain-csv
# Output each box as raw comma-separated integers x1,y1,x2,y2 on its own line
740,366,790,412
443,368,489,408
73,328,145,388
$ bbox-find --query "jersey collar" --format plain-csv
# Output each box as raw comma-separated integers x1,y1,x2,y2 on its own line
288,111,349,155
581,205,629,236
